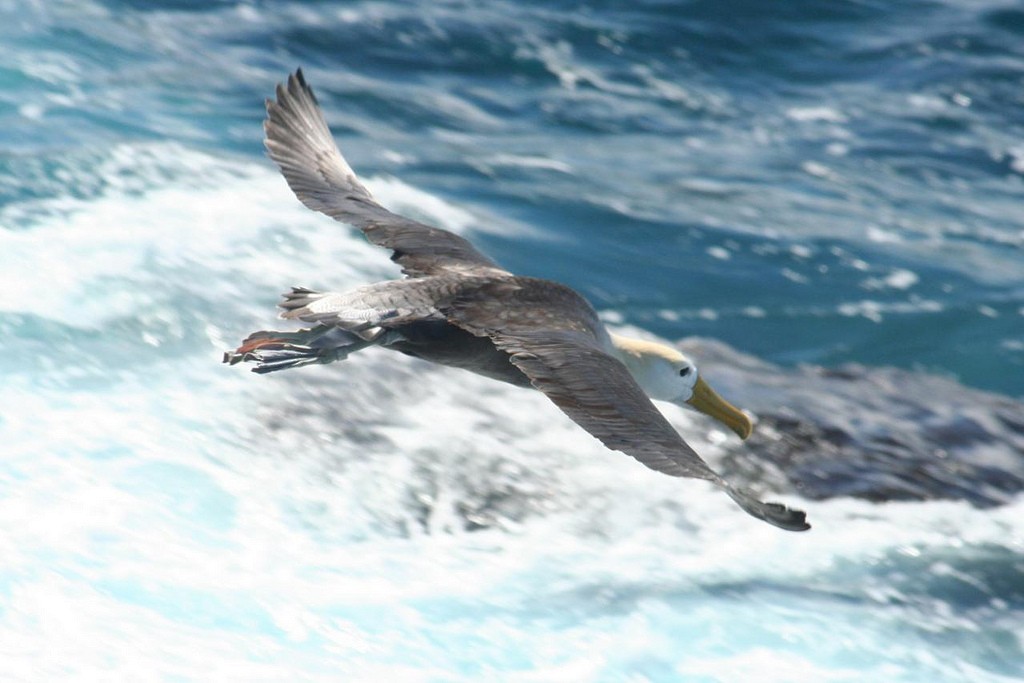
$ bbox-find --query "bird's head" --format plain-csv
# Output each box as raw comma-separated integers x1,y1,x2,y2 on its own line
609,333,753,440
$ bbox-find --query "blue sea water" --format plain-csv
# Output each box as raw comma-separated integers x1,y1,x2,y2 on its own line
2,0,1023,680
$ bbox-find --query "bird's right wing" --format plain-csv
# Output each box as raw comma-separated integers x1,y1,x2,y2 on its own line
264,69,507,279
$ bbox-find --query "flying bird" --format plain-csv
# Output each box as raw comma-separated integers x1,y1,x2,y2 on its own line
225,69,809,531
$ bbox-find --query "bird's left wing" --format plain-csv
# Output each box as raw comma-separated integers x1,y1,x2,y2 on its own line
497,330,808,531
446,282,809,531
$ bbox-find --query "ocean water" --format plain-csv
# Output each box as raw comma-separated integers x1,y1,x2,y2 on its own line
2,0,1023,680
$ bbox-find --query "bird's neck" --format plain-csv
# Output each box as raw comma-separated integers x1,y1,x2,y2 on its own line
607,333,680,400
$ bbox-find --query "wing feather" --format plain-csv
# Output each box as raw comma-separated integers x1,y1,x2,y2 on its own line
502,333,809,531
446,280,809,531
264,69,507,278
497,331,725,481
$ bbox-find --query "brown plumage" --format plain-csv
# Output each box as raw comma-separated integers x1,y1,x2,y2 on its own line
225,69,809,532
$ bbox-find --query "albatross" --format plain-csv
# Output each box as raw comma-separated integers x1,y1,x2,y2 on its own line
225,69,810,532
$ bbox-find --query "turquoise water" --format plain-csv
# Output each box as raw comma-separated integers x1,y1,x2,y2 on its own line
1,1,1022,680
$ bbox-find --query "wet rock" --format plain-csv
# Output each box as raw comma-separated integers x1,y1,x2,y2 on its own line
684,338,1024,506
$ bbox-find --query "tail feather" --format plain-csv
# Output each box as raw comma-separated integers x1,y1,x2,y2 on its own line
277,284,421,329
223,325,375,374
277,287,381,329
279,287,332,320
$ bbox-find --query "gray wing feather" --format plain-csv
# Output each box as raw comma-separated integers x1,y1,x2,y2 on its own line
264,69,507,278
500,332,809,531
447,280,810,531
504,331,724,481
445,277,608,340
446,278,716,479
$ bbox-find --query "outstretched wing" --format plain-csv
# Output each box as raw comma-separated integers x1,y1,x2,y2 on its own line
504,332,807,531
508,331,727,480
446,281,810,531
264,69,507,279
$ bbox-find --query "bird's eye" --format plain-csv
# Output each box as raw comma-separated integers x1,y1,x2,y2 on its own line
679,366,692,377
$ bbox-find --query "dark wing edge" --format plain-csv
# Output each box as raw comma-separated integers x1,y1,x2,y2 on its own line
264,69,507,278
488,331,810,532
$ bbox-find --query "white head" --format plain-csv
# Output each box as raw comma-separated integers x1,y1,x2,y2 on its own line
609,333,753,439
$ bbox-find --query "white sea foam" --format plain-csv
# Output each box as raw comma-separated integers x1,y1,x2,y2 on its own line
0,143,503,328
786,106,847,123
368,174,478,234
484,154,574,174
4,351,1022,681
2,141,1021,681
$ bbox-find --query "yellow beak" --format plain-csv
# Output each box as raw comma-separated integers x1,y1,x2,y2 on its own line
685,375,753,440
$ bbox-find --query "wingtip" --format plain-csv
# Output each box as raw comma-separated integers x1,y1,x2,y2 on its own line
286,67,317,104
771,505,811,532
726,487,811,532
266,68,312,111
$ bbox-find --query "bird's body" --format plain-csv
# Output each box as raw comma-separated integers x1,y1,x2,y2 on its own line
225,69,810,532
389,319,534,388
